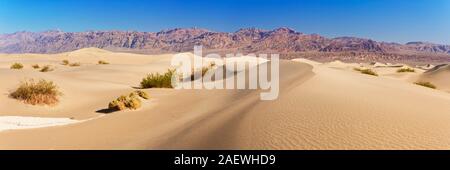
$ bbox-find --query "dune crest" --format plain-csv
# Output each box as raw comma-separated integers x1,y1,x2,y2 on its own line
1,49,450,149
418,64,450,92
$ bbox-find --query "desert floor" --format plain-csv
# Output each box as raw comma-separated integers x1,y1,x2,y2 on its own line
1,48,450,149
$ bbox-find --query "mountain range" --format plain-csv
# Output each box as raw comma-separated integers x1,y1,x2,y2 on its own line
1,27,449,63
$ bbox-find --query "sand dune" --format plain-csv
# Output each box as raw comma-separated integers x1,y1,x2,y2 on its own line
1,49,450,149
417,64,450,92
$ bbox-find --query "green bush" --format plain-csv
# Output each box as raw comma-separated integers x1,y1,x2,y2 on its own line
397,67,415,73
10,63,23,69
414,81,436,89
9,79,61,105
141,69,175,88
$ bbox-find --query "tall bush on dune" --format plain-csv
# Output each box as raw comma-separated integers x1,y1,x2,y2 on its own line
140,69,175,88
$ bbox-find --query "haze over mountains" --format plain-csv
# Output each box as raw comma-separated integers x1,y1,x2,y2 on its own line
1,27,450,63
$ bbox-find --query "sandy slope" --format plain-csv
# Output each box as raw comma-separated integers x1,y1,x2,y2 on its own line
1,49,450,149
417,64,450,92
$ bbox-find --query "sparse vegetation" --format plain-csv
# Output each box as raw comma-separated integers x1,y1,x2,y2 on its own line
10,63,23,69
190,63,215,80
40,65,54,72
201,66,211,76
141,69,176,88
134,90,150,99
31,64,40,69
98,60,110,65
397,67,415,73
62,60,69,65
360,69,378,76
353,67,363,72
108,96,128,111
354,67,378,76
108,90,149,111
9,79,61,105
69,62,81,67
62,60,81,67
414,81,436,89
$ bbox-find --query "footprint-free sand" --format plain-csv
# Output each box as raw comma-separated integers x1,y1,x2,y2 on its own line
1,48,450,149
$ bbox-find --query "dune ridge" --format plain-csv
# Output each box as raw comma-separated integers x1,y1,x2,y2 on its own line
1,48,450,149
418,64,450,92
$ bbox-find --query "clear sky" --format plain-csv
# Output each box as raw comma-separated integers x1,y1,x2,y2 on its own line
0,0,449,44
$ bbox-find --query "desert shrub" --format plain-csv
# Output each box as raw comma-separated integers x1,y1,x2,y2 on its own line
353,67,363,72
108,98,127,111
190,63,215,81
62,60,82,67
201,66,211,76
9,79,61,105
10,63,23,69
397,67,415,73
31,64,40,69
40,65,54,72
209,62,216,67
360,69,378,76
108,95,128,111
69,62,81,67
414,81,436,89
127,93,142,109
141,69,175,88
134,90,150,99
62,60,69,65
108,92,143,111
354,67,378,76
98,60,109,65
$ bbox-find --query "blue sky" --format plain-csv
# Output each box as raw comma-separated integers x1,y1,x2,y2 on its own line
0,0,449,44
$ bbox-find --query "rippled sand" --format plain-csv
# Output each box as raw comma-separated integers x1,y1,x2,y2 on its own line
1,48,450,149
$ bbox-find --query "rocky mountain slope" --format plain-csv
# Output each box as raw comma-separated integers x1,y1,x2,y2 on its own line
1,27,449,63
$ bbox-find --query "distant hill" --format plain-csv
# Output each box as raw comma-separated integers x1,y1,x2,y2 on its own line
1,27,450,63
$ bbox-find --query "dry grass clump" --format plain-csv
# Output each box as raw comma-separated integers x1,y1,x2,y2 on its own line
108,90,150,111
98,60,109,65
353,67,363,72
108,95,141,111
62,60,69,65
141,69,175,88
354,67,378,76
360,69,378,76
397,67,415,73
31,64,40,69
9,79,61,105
190,63,215,81
10,63,23,69
40,65,54,72
414,81,436,89
69,62,81,67
61,60,81,67
134,90,150,99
